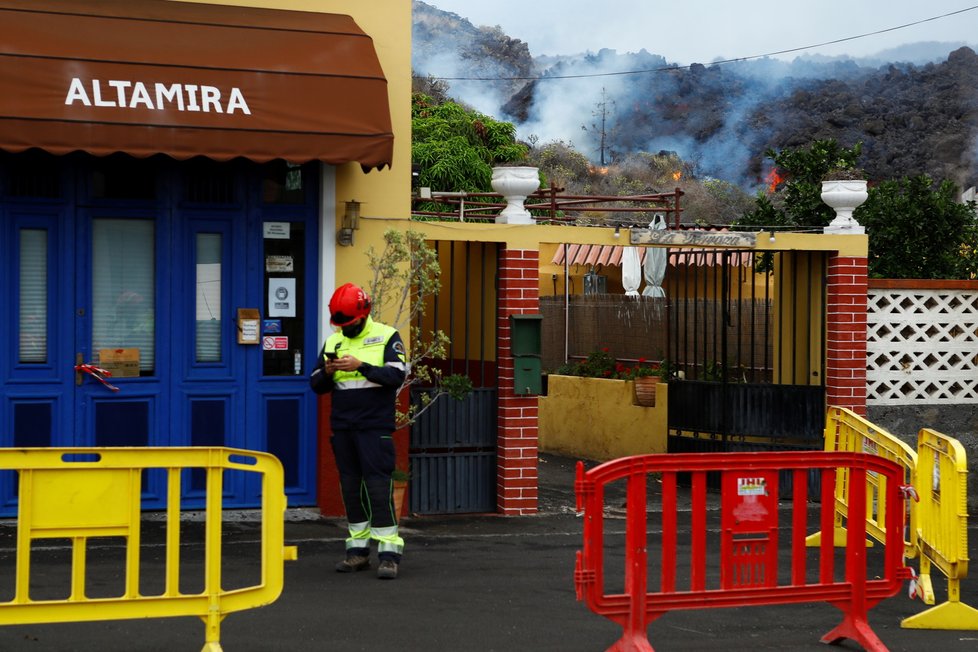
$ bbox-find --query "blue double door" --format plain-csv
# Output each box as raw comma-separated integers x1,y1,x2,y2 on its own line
0,152,320,513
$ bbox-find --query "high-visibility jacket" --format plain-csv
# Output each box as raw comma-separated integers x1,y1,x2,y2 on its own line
309,317,407,431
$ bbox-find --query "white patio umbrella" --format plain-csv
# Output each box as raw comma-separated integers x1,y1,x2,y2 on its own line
642,214,667,298
622,246,642,296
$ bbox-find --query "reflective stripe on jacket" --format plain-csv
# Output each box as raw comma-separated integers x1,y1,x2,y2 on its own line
319,317,406,431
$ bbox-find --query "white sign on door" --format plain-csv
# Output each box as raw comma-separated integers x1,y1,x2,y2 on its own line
263,222,291,239
267,278,296,317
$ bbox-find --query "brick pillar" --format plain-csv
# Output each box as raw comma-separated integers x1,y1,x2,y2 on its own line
496,248,540,515
826,254,868,415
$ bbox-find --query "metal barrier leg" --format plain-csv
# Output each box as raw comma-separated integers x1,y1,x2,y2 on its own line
607,632,655,652
608,473,654,652
820,467,888,652
901,577,978,630
821,615,888,652
200,602,225,652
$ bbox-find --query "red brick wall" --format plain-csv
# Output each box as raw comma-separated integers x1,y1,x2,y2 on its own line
497,249,540,515
826,255,868,415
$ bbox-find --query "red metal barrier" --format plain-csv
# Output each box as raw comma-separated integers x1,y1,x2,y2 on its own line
575,452,911,651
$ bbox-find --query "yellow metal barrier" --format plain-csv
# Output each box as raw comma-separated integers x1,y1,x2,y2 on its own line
902,429,978,630
807,407,918,557
0,447,298,652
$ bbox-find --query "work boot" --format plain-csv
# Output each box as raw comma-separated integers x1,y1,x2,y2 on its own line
335,554,370,573
377,559,398,580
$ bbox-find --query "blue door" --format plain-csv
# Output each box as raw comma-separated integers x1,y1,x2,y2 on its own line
0,152,319,513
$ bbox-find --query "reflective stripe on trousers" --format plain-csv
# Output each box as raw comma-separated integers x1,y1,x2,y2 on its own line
345,521,404,556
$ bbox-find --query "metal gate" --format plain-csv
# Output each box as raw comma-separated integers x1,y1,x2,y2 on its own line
665,249,827,452
408,241,499,514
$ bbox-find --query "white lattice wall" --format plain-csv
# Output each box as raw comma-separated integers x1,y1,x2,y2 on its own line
867,287,978,405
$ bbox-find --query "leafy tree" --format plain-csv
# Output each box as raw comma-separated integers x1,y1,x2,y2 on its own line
412,93,528,193
738,140,862,229
859,176,978,279
365,229,472,427
737,139,978,279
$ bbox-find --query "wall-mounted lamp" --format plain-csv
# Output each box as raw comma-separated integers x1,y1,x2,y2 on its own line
337,200,361,246
613,224,621,239
769,230,776,243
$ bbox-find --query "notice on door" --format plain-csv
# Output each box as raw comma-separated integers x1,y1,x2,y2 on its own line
263,222,290,239
237,308,261,344
98,348,140,377
265,255,293,273
268,278,296,317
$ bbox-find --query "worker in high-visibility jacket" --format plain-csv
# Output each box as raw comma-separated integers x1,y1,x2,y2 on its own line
310,283,407,580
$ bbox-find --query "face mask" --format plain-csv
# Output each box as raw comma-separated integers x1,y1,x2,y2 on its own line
341,320,365,338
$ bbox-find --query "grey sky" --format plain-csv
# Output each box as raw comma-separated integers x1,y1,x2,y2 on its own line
424,1,978,64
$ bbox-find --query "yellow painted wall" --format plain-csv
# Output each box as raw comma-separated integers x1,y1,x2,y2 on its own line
772,251,828,385
538,375,669,460
420,241,499,363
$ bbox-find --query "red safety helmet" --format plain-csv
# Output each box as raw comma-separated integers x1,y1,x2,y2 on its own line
329,283,372,327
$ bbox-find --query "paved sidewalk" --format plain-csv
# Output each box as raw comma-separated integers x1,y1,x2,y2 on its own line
0,454,976,651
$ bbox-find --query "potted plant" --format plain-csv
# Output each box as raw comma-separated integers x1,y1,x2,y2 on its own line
628,359,661,407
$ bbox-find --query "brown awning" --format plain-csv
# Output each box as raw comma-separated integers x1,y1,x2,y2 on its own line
0,0,393,169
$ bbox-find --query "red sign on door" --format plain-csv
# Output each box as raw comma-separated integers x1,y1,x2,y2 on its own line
262,336,289,351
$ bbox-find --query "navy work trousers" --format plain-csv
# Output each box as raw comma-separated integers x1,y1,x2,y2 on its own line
330,427,397,529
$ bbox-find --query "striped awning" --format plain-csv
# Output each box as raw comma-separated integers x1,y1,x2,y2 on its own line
551,243,754,268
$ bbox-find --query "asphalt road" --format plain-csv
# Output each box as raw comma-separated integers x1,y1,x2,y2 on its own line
0,454,975,651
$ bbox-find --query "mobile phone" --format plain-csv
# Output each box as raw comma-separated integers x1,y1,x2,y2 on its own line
325,351,338,360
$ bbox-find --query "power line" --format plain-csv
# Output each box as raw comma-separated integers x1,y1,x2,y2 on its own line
431,5,978,82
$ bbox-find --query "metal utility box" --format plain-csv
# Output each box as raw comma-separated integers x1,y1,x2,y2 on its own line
514,356,542,396
510,314,543,356
510,314,543,395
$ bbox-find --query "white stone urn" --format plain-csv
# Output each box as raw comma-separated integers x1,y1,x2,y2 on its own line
821,179,868,234
491,166,540,224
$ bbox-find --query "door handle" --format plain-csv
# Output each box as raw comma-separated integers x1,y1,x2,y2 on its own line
74,355,120,392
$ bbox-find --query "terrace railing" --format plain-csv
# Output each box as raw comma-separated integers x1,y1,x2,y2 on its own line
412,183,684,227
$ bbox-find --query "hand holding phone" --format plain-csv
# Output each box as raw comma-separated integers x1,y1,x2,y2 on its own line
325,351,338,360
